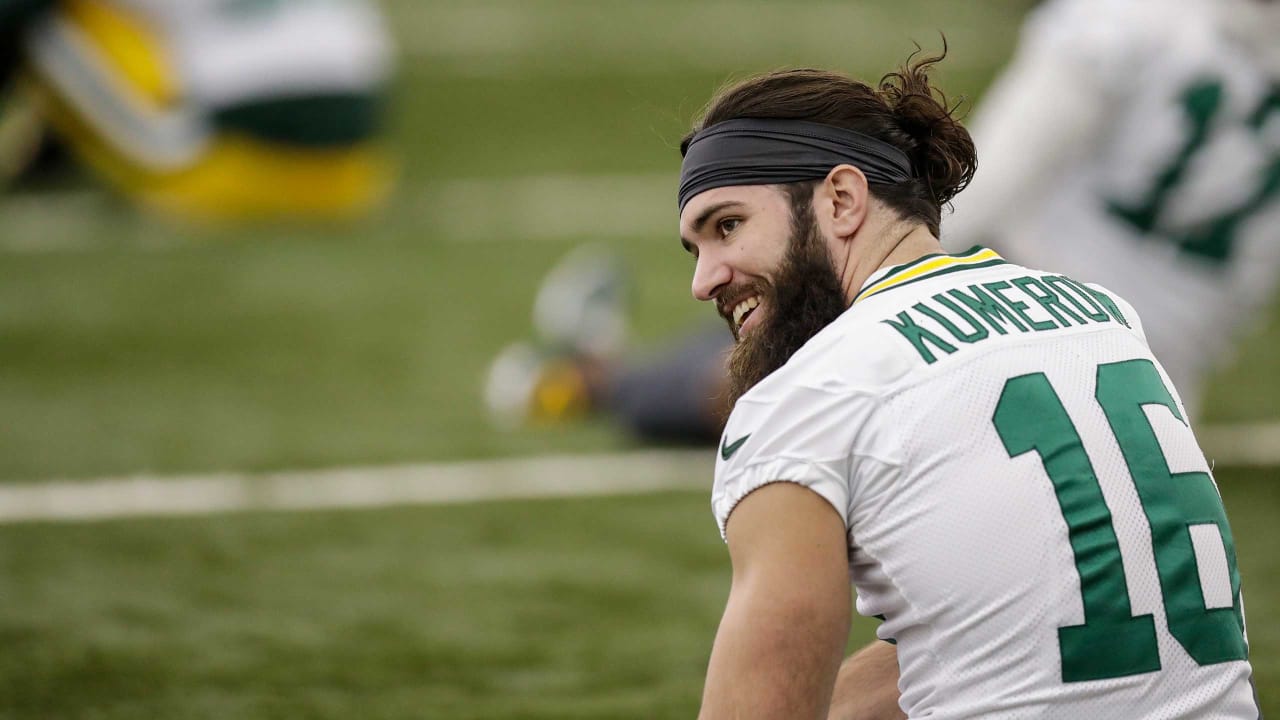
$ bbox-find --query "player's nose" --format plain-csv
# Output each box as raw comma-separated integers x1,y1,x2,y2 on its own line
691,251,731,302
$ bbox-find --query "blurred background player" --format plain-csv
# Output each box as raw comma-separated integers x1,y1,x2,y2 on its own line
0,0,393,219
489,0,1280,439
943,0,1280,420
485,245,732,444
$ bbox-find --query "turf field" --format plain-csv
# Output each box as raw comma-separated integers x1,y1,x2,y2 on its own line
0,472,1274,719
0,0,1276,717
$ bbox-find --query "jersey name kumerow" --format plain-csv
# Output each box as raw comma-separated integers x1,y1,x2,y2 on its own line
713,248,1257,719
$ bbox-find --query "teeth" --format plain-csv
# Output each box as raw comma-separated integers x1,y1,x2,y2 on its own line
732,296,760,328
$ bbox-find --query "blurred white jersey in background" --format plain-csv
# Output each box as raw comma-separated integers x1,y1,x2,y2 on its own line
18,0,395,219
112,0,392,113
945,0,1280,417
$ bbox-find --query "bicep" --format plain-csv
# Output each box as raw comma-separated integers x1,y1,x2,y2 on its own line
700,483,852,720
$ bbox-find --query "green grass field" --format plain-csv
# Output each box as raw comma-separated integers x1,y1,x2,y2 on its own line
2,473,1276,719
0,0,1276,717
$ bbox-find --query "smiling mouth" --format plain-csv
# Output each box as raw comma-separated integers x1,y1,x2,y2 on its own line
731,295,760,332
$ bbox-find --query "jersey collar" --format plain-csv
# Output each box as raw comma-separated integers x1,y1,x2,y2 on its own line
853,246,1006,304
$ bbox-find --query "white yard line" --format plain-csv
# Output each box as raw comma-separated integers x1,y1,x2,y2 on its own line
0,422,1276,525
0,449,713,524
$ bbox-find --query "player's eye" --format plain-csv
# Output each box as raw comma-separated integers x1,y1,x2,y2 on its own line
717,217,741,237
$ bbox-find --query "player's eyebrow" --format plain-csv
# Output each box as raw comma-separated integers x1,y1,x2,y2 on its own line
679,201,745,250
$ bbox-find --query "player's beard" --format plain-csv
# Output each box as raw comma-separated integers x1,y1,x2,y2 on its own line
724,200,849,408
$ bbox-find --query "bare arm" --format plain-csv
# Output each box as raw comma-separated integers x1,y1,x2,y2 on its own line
698,483,852,720
827,641,906,720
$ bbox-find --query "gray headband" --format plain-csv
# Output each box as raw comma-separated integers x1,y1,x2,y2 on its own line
677,118,914,212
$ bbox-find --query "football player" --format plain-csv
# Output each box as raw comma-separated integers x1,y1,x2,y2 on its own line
4,0,393,219
945,0,1280,420
680,52,1259,718
484,244,733,442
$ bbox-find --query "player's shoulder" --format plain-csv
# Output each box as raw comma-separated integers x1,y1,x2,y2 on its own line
741,304,915,407
731,321,885,414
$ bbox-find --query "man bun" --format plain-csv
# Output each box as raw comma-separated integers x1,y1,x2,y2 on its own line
877,46,976,208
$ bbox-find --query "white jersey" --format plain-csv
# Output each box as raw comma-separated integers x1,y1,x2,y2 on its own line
114,0,392,109
943,0,1280,415
712,248,1258,719
23,0,392,168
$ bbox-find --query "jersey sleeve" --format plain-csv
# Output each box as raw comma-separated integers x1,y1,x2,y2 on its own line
711,380,875,540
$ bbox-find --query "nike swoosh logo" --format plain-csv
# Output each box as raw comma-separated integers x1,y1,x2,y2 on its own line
720,433,751,461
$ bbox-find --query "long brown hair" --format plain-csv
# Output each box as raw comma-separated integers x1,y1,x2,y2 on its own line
682,48,976,235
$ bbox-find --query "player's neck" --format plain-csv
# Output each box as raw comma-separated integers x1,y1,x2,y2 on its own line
881,225,944,271
840,224,943,305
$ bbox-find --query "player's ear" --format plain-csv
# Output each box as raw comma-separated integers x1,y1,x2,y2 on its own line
822,164,869,242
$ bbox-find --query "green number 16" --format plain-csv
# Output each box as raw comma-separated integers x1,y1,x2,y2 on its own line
992,359,1247,683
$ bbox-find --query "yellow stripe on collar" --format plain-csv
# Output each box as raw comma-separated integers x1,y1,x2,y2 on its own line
855,248,1004,304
